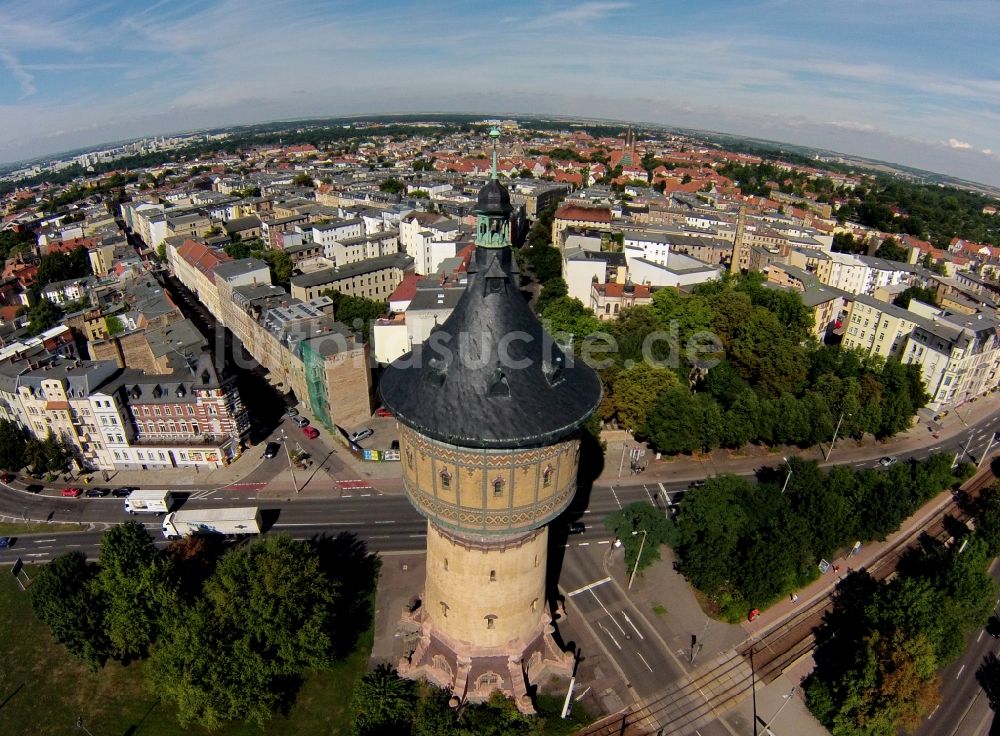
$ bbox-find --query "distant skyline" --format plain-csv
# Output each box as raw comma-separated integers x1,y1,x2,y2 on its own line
1,1,998,187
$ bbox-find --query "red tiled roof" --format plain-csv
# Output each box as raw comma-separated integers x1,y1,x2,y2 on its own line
177,239,231,278
388,273,419,305
595,282,653,298
554,205,612,223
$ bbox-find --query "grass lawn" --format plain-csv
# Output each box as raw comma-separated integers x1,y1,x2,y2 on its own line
0,566,372,736
0,522,85,536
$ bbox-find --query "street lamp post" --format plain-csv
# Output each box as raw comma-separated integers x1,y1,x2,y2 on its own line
618,430,631,478
780,457,793,494
280,429,299,493
825,412,851,461
75,717,95,736
627,529,647,590
759,686,797,735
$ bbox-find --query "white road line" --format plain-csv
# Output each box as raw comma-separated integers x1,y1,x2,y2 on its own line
928,704,939,718
33,539,56,543
66,544,80,547
360,493,371,497
598,540,610,545
567,576,611,597
928,446,941,451
658,482,667,495
609,485,623,509
342,494,352,498
34,545,52,549
622,611,645,640
957,664,966,679
598,621,622,650
978,630,985,643
272,521,353,526
408,534,427,538
373,520,396,524
578,542,590,546
636,651,654,672
25,553,46,557
590,588,628,637
642,484,655,506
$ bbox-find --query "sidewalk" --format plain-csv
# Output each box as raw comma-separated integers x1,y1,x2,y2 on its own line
599,392,1000,486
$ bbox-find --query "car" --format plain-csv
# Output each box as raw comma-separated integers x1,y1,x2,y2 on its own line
349,427,374,443
285,407,299,417
375,406,393,417
112,487,133,498
987,616,1000,639
291,415,310,428
303,426,320,440
263,441,281,459
0,536,13,549
878,456,898,467
25,484,43,494
62,487,83,498
85,488,108,498
0,472,13,483
390,440,400,450
568,521,586,535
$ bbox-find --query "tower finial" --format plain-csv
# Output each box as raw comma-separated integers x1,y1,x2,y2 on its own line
489,127,500,180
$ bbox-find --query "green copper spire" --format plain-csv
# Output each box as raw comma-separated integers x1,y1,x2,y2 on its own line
474,128,512,249
489,127,500,180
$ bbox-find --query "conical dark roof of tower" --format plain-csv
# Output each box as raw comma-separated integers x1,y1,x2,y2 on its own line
380,246,602,449
476,179,512,216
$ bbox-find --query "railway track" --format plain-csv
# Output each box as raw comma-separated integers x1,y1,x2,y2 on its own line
573,467,997,736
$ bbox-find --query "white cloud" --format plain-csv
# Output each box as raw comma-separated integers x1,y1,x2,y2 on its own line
983,148,993,155
947,137,973,149
0,49,36,99
528,2,632,28
828,120,876,132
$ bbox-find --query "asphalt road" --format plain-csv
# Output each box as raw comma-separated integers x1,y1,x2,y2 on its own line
914,559,1000,736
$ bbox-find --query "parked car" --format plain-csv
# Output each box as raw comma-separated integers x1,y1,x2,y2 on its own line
0,472,13,483
112,487,134,498
285,407,299,417
987,616,1000,639
878,456,898,467
303,426,320,440
375,406,393,417
349,427,374,443
263,441,281,459
0,536,14,549
62,487,83,497
390,440,400,450
291,415,310,428
85,488,108,498
25,484,43,494
568,521,586,535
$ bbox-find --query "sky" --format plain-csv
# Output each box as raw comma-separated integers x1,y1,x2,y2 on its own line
0,0,998,186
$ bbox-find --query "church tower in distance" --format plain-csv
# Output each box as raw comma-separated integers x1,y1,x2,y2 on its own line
380,128,602,713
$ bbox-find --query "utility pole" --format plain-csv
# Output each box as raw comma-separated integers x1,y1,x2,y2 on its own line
780,457,793,494
825,412,851,461
280,429,299,493
628,529,647,590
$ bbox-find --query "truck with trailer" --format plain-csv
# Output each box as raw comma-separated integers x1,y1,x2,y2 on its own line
161,507,262,539
124,489,174,515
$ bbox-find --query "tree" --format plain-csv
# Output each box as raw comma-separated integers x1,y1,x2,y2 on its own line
874,236,908,262
25,297,62,335
379,178,405,194
97,521,178,660
892,285,939,308
257,247,293,287
105,315,125,335
351,664,417,736
292,172,314,188
0,419,27,470
609,362,679,431
534,277,567,313
644,387,722,454
31,551,109,669
156,242,167,262
605,502,678,572
520,244,562,283
322,290,387,342
539,296,601,346
153,535,340,728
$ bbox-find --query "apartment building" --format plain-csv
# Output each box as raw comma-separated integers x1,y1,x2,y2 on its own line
326,230,399,268
313,219,365,259
842,294,930,359
167,239,233,322
902,313,1000,410
289,252,413,302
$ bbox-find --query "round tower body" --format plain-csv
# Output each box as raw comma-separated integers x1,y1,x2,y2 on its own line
381,159,601,713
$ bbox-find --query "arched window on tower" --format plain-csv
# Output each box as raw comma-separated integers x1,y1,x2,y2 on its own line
492,476,505,497
543,465,554,487
485,614,497,630
439,468,452,489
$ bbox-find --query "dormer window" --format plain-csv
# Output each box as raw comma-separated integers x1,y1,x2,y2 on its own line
439,468,452,489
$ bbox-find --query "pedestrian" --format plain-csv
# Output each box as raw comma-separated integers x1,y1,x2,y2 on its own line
791,593,799,604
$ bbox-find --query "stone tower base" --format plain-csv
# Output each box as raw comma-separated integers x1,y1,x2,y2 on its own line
398,602,573,714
